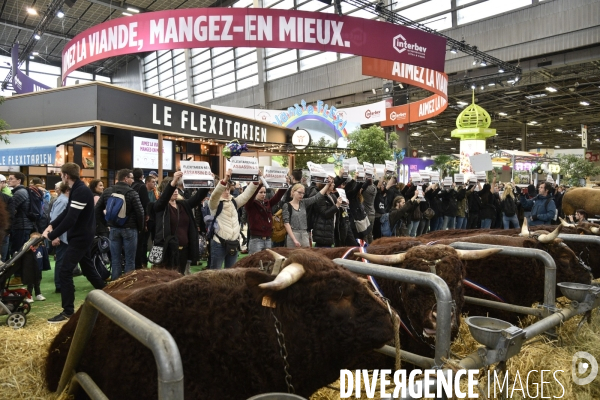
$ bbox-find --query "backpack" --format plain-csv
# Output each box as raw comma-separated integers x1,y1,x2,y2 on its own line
272,205,289,242
380,212,400,237
105,192,129,227
502,197,517,217
22,186,44,222
205,199,237,241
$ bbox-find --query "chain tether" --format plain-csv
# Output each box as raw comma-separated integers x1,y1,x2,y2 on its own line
271,310,295,394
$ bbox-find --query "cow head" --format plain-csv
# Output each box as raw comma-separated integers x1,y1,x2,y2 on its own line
575,221,600,235
354,245,501,343
520,219,563,243
246,249,396,378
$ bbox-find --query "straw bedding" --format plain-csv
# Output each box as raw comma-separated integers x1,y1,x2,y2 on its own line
1,299,599,400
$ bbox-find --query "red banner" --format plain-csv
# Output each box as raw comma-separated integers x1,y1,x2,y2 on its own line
362,56,448,125
61,8,446,81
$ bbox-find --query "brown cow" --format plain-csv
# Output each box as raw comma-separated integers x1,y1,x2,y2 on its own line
562,187,600,216
45,250,395,399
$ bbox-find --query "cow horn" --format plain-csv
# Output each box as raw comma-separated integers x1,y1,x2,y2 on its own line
537,225,563,243
591,227,600,235
259,262,305,291
266,249,286,261
559,217,575,228
354,252,406,264
266,249,286,275
520,218,530,237
455,248,503,260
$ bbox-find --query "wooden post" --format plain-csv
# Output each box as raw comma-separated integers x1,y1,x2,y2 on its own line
94,125,101,179
158,133,163,183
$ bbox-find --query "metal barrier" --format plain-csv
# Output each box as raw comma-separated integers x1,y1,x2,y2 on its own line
57,290,184,399
449,242,557,317
333,258,453,367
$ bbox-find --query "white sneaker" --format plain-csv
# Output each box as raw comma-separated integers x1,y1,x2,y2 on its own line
35,294,46,301
24,298,34,304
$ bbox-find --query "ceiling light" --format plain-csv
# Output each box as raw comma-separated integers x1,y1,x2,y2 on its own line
537,142,543,145
427,144,432,147
450,147,456,150
507,79,516,84
580,101,590,106
498,112,507,116
444,138,452,141
555,128,562,132
34,32,41,40
480,85,484,90
514,76,520,82
473,58,478,66
56,9,65,18
411,132,421,136
426,120,436,124
488,81,496,86
126,7,140,12
122,12,133,16
457,101,468,106
470,83,476,90
418,150,423,153
545,87,557,92
555,145,560,148
422,157,427,161
32,51,39,55
516,138,522,141
450,46,457,54
26,7,37,15
29,55,34,60
371,88,376,95
498,68,504,73
480,60,487,67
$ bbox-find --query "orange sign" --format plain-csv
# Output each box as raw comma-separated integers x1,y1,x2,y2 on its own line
362,57,448,126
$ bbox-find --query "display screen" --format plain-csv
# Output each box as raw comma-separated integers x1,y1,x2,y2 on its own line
133,137,173,170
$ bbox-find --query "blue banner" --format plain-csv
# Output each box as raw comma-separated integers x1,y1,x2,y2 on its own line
0,146,55,166
11,44,51,94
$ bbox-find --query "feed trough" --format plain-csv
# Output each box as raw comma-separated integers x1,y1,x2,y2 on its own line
465,316,515,348
557,282,595,302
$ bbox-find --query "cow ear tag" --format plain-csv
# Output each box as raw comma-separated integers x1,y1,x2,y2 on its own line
262,295,277,308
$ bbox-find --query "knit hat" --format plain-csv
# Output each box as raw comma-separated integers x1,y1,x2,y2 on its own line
149,171,158,177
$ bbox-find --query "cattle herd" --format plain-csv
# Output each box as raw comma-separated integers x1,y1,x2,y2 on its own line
43,220,600,399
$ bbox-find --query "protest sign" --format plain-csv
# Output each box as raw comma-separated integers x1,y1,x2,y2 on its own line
419,170,430,184
180,161,214,188
417,185,424,198
321,164,337,178
469,153,493,172
385,160,396,176
411,172,422,184
230,156,259,182
454,174,465,184
443,177,453,187
336,188,349,204
429,171,440,183
342,157,358,178
307,162,327,183
475,172,487,182
374,164,385,179
356,164,365,182
263,166,289,189
364,162,374,179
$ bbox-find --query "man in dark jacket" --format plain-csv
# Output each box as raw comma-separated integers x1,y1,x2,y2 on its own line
439,185,458,230
0,175,14,261
312,183,342,247
131,168,150,269
95,169,145,280
520,182,556,226
7,172,35,257
466,184,481,229
43,163,107,323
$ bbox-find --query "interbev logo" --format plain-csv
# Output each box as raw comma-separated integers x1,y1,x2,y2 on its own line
393,33,427,57
364,109,381,119
389,111,407,121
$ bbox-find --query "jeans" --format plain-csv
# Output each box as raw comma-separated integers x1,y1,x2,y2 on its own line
442,216,456,230
456,216,468,230
503,213,520,229
110,228,138,280
210,239,238,269
417,219,430,236
60,243,106,315
430,216,444,232
480,218,492,229
248,237,272,254
409,220,420,237
54,241,68,290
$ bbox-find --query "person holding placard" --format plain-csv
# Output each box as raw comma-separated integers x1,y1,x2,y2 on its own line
478,174,497,229
455,185,469,230
244,181,287,254
283,179,336,248
208,169,260,269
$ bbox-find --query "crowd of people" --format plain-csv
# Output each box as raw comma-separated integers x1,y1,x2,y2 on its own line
0,163,590,324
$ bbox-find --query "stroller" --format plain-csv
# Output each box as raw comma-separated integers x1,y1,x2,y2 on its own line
90,236,111,281
0,236,44,329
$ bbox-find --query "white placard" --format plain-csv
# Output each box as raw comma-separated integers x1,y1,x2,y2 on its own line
374,164,385,179
454,174,465,184
356,164,365,182
321,164,336,178
307,162,327,183
385,160,396,176
180,161,214,189
133,137,173,170
263,166,289,189
469,153,493,172
429,171,440,183
343,157,358,178
230,156,259,182
336,188,349,204
417,185,424,198
469,176,478,183
419,170,430,184
475,172,487,182
443,177,453,187
411,172,422,184
364,162,374,179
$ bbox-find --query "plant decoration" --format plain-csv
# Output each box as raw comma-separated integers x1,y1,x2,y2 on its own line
393,148,405,162
328,153,346,169
222,139,249,160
